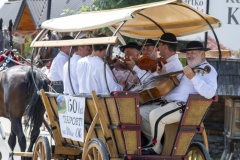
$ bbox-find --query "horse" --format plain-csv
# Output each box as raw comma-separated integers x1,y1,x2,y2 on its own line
0,66,49,159
33,31,60,68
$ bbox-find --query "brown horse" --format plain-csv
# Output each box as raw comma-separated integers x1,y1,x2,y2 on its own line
33,32,60,68
0,64,49,159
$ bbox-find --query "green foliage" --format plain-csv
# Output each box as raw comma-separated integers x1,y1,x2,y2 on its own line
61,0,164,44
74,0,164,13
23,36,33,58
179,58,187,67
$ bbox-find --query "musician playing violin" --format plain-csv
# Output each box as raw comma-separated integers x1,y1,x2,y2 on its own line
126,33,183,85
142,39,159,60
141,40,218,155
112,42,142,89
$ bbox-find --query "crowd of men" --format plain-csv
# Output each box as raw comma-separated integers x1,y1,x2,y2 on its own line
46,33,217,155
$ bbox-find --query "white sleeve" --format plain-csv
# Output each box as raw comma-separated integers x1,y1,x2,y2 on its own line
105,65,123,92
58,57,68,81
132,65,152,83
191,68,218,99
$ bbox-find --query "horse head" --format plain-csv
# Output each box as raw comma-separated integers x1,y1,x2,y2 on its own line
33,31,60,68
34,47,58,68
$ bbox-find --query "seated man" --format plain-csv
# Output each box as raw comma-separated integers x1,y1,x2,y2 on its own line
47,35,74,93
63,44,92,94
112,42,141,90
141,41,218,155
126,33,183,84
142,39,159,60
76,34,124,94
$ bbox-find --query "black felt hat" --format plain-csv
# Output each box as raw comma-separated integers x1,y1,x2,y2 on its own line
144,39,156,46
179,41,211,53
120,42,141,52
159,33,177,44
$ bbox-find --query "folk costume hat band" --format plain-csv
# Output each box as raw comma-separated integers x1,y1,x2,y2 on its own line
159,33,177,44
179,41,211,52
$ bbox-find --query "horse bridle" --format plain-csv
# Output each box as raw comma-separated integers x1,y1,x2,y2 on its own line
35,47,54,66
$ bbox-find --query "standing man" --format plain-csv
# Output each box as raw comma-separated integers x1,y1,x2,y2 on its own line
76,35,124,94
63,44,92,94
47,35,73,93
141,41,218,155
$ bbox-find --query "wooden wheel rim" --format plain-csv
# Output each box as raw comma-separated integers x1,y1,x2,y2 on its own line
33,137,50,160
87,142,104,160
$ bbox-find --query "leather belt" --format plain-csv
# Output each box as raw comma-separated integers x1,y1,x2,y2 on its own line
51,81,63,85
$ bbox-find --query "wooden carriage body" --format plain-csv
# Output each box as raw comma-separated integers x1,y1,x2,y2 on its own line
38,89,216,160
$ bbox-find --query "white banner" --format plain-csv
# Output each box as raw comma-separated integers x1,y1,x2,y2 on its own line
208,0,240,58
179,0,208,41
58,95,86,142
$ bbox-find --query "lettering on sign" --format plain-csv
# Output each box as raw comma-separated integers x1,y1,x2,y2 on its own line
228,7,239,24
183,0,205,12
58,95,86,142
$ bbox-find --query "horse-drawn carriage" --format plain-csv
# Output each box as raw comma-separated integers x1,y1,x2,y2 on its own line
0,0,222,159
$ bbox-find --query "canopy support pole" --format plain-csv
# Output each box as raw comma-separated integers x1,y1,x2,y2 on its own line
170,3,222,75
104,21,126,93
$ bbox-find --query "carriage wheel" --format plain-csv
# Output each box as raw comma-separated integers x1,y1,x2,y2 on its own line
86,138,109,160
186,142,210,160
33,136,51,160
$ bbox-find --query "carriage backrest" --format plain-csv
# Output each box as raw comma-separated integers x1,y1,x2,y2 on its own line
39,90,141,157
85,91,141,155
171,94,218,156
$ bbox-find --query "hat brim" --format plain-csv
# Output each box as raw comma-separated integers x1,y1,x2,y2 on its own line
179,48,211,53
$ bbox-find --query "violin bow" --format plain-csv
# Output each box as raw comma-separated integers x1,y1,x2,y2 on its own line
149,65,211,81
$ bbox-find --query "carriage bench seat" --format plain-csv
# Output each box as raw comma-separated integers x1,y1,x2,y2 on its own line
161,94,218,156
39,89,141,159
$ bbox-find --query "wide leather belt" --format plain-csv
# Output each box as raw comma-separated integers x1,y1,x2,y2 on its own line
51,81,63,85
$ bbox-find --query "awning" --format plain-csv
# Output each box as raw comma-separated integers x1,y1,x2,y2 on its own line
41,0,221,39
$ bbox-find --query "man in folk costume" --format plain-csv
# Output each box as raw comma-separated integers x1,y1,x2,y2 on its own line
112,42,142,90
125,33,183,84
47,35,74,93
76,34,124,94
141,41,217,155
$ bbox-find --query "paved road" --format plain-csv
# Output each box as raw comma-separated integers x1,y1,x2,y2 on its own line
0,117,21,160
0,117,50,160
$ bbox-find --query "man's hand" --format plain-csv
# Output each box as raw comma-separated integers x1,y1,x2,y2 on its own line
156,61,166,75
125,57,136,69
119,80,128,90
183,66,195,79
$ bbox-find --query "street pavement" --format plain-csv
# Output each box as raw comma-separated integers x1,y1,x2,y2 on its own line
0,117,50,160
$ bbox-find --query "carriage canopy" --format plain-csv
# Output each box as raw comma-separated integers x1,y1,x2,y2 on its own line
40,0,221,39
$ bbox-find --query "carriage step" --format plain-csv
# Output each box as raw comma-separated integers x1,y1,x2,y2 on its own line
11,152,33,157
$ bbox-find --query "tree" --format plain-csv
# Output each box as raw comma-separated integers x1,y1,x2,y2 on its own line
74,0,163,13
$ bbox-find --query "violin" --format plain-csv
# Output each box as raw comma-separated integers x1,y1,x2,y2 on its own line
113,55,167,73
137,55,167,72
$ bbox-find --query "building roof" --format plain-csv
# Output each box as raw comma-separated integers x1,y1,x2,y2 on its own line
13,0,93,31
0,0,93,31
0,1,21,29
